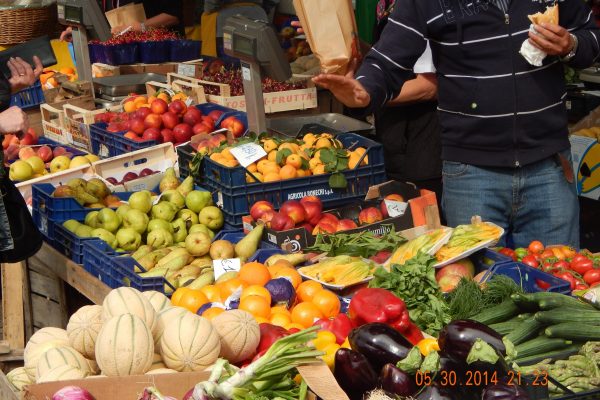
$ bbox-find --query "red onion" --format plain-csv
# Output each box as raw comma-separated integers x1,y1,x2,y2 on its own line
52,386,96,400
183,388,194,400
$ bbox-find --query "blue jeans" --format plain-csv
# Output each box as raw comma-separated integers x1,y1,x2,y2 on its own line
442,151,579,248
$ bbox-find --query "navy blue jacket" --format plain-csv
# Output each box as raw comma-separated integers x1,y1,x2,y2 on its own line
356,0,600,167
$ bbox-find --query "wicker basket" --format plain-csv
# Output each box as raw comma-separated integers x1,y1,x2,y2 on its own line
0,5,58,45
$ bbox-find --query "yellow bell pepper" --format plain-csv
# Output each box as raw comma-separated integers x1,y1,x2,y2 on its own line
341,337,351,349
417,338,440,356
311,330,340,370
321,343,341,370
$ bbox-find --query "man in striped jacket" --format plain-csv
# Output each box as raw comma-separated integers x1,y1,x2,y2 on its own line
315,0,600,248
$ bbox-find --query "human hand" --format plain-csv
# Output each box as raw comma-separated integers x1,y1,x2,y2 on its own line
0,107,29,135
528,23,574,56
8,56,43,93
291,20,303,34
312,73,371,108
60,26,73,42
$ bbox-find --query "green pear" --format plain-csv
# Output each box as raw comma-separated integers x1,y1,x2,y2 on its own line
184,231,211,257
160,189,186,210
62,219,80,233
171,218,188,243
86,178,111,200
188,224,215,239
151,202,178,222
147,219,174,234
176,176,194,197
91,228,118,249
116,204,132,220
146,228,174,249
75,224,94,238
159,167,179,193
97,208,122,233
122,209,149,234
66,178,87,191
84,211,100,228
74,186,99,206
116,228,142,251
128,191,153,214
177,209,198,229
234,223,264,261
185,190,212,213
198,206,224,230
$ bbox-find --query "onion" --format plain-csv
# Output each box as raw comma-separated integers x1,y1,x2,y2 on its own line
183,388,194,400
52,386,96,400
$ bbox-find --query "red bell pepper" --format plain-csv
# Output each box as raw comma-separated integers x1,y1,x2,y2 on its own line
348,288,424,345
313,314,355,345
257,323,289,354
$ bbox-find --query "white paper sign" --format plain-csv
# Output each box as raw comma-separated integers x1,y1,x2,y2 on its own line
242,66,251,81
213,258,242,280
229,143,268,168
384,200,408,218
177,64,196,77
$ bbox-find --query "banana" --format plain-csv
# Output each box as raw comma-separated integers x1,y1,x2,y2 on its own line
187,270,215,290
136,248,172,272
156,248,192,269
177,275,198,288
131,245,154,261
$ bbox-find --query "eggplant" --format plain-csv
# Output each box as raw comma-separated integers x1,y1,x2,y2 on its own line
333,348,378,400
415,383,455,400
482,382,530,399
348,323,412,371
378,364,416,397
438,320,506,363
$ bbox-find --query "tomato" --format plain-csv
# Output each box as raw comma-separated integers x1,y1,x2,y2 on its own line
542,262,555,273
499,248,518,261
583,269,600,286
574,283,589,291
571,255,594,275
554,271,577,290
553,260,571,271
540,249,555,260
522,254,540,269
515,248,529,261
528,240,544,254
536,279,551,290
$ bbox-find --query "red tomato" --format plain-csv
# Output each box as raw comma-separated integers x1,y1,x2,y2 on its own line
571,255,594,275
583,269,600,286
553,260,571,271
522,254,540,269
536,279,551,290
574,283,589,291
542,262,555,273
528,240,544,254
553,271,577,290
499,248,517,261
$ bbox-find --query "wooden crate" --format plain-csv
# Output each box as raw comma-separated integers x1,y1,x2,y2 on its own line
0,370,20,400
27,258,67,332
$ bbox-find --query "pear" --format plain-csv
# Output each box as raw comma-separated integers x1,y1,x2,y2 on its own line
171,218,187,243
84,211,100,228
177,209,198,229
159,168,179,193
122,209,149,234
147,219,174,234
151,202,178,222
67,178,87,191
97,208,122,233
176,176,194,197
62,219,80,233
116,204,132,220
160,190,186,210
74,186,99,206
234,223,264,261
75,224,94,238
91,228,117,249
86,178,110,200
52,185,75,198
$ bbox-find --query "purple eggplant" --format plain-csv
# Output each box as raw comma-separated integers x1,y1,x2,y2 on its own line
334,348,378,400
482,382,530,399
348,323,412,371
438,320,506,363
415,382,455,400
378,364,416,397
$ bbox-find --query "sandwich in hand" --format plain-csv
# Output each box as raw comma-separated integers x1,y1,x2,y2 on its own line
528,5,559,25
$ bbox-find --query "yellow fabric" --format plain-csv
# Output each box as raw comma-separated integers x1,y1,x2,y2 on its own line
185,25,202,41
201,3,258,57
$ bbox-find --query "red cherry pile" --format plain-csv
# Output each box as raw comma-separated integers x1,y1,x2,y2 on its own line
90,28,179,46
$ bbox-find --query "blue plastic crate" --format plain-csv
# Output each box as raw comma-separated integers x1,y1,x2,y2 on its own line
89,122,157,158
247,248,286,263
140,41,171,64
177,144,195,179
484,262,571,294
471,248,513,272
10,81,44,110
170,40,201,62
54,222,96,264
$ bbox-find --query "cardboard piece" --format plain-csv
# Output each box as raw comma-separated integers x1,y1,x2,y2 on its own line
569,108,600,201
62,104,123,152
105,3,147,29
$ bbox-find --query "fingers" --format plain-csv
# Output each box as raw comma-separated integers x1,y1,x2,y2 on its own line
539,23,567,36
60,28,73,42
32,56,43,78
12,57,27,77
290,20,304,34
528,31,563,54
529,24,571,55
345,58,359,79
6,58,18,79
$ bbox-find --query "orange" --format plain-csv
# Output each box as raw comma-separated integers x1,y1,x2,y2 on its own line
272,267,302,289
221,148,235,161
123,100,137,113
246,172,264,183
217,278,248,300
136,102,150,110
349,154,361,169
312,164,326,175
247,163,258,173
267,260,294,276
268,150,278,162
309,158,322,170
210,153,225,162
257,159,270,174
279,142,299,154
285,322,306,331
239,295,271,319
286,154,303,169
171,288,208,314
157,92,170,103
47,77,58,88
263,161,280,174
133,96,147,105
242,285,272,304
239,262,271,286
316,138,332,149
202,307,225,320
263,172,281,182
296,169,307,177
255,316,270,324
270,313,292,327
302,133,317,146
221,159,239,168
297,280,324,303
263,139,278,153
291,302,324,328
279,164,297,180
199,285,222,302
271,305,291,316
311,289,341,318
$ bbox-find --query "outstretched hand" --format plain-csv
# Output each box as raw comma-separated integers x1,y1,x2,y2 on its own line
8,56,43,93
312,72,371,108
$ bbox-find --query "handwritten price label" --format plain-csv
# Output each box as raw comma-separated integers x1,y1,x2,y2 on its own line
230,143,267,168
213,258,242,280
384,200,408,218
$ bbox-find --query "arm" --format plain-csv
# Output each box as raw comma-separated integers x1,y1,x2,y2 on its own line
387,73,437,106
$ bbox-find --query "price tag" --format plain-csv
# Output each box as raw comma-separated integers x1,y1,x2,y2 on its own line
99,144,109,158
242,66,251,81
384,200,408,218
177,64,196,77
229,143,267,168
213,258,242,280
185,97,194,107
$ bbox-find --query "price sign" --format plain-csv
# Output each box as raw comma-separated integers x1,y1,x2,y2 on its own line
213,258,242,280
230,143,267,168
384,200,408,218
177,64,196,77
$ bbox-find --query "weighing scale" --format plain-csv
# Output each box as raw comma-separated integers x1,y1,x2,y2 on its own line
56,0,111,82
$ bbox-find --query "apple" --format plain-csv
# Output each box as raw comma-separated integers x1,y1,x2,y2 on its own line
70,156,91,168
105,177,119,185
358,207,384,225
168,100,187,116
259,209,275,226
436,259,475,281
18,147,36,160
319,213,339,225
161,112,179,129
25,156,45,174
301,201,322,226
151,99,168,115
209,239,235,259
270,212,295,231
9,160,33,181
250,200,275,221
37,145,53,162
142,128,162,142
337,219,358,232
134,107,152,120
380,193,406,218
185,231,212,256
139,168,155,177
183,107,203,126
49,155,71,173
144,113,162,130
128,191,153,214
299,222,314,233
161,128,174,143
173,123,193,143
185,190,213,213
53,146,67,158
122,172,139,182
129,117,145,135
200,116,215,131
220,116,245,138
198,206,224,230
280,200,306,224
312,219,337,235
208,110,224,121
192,123,212,135
20,132,36,146
438,274,463,293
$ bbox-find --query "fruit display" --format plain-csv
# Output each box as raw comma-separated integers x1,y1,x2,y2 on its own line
91,28,179,47
2,127,38,148
39,67,78,90
52,177,122,208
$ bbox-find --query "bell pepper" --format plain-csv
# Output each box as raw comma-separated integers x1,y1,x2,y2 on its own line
311,330,340,370
257,323,289,354
313,314,355,345
416,338,440,356
348,288,424,345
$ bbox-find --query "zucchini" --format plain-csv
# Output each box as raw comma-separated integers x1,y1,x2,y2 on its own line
538,297,594,311
513,344,582,365
545,323,600,341
516,313,534,321
511,293,540,312
515,336,573,359
535,309,600,325
489,321,523,336
472,299,519,325
505,318,543,345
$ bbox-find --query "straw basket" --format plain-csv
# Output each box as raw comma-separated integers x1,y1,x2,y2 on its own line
0,5,58,45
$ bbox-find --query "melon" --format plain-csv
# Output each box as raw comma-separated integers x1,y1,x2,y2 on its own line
95,314,154,376
102,287,157,334
86,358,99,374
24,328,70,380
86,374,107,379
6,367,33,391
212,310,260,363
148,353,167,371
142,290,171,313
160,313,220,372
66,305,103,359
36,345,91,380
146,368,177,374
37,364,88,383
154,306,191,346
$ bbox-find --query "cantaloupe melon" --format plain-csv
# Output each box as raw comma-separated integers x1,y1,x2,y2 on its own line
36,345,91,380
146,368,177,374
37,364,88,383
154,306,190,346
86,358,99,374
160,313,220,372
102,287,157,334
24,328,70,380
66,305,103,360
6,367,33,391
95,314,154,376
212,310,260,363
148,352,166,371
142,290,171,313
86,374,107,379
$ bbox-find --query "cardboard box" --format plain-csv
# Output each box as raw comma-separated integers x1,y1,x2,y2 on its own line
243,181,440,252
568,107,600,200
24,362,348,400
62,104,123,152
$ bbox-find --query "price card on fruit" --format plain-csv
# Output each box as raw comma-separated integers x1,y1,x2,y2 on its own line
230,143,267,168
213,258,242,280
384,199,408,217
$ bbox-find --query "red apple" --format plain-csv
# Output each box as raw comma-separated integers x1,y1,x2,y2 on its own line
134,107,152,120
168,100,187,116
358,207,384,225
380,193,406,218
250,200,275,221
270,212,295,231
220,116,245,138
20,133,36,146
299,222,314,233
336,219,358,232
122,172,139,182
150,99,168,115
124,131,139,140
193,123,212,135
280,200,306,225
129,117,145,135
183,107,203,126
53,146,67,158
259,210,275,226
208,110,224,121
319,213,339,225
142,128,162,142
144,113,162,130
160,128,174,143
37,145,53,162
200,116,215,131
161,112,179,129
173,123,193,143
301,200,323,226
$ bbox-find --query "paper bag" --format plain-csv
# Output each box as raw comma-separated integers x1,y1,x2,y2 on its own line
105,3,147,29
293,0,358,75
